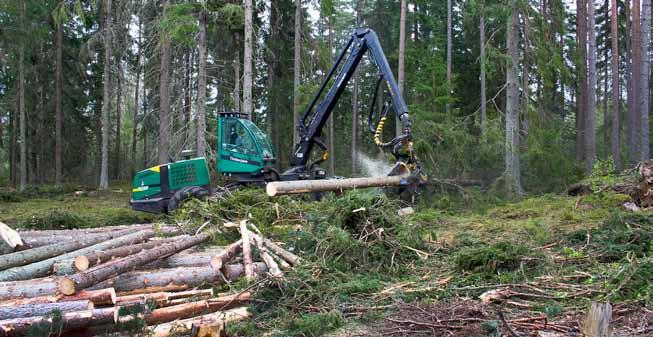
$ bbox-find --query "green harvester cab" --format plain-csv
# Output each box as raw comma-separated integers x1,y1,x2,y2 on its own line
130,113,276,214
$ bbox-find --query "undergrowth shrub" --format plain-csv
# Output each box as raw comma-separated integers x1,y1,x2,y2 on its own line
568,211,653,261
287,311,344,337
453,241,532,274
18,210,89,229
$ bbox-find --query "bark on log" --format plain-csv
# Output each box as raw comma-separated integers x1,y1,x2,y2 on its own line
145,300,211,324
251,233,300,265
0,278,63,300
115,292,169,307
267,250,291,270
91,263,268,294
151,307,250,337
239,221,254,279
54,237,184,275
0,230,155,282
17,224,178,237
252,236,282,277
210,240,242,270
19,228,139,249
0,307,117,337
0,288,116,307
145,250,222,269
59,233,213,295
0,300,93,320
266,175,406,196
1,230,142,271
167,289,214,301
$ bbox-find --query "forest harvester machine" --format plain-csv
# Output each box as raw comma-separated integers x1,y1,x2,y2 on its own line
130,28,427,214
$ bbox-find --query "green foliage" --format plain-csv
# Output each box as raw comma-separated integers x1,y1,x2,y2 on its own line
453,241,533,274
161,3,199,48
287,311,344,337
568,211,653,261
18,209,89,229
219,4,244,31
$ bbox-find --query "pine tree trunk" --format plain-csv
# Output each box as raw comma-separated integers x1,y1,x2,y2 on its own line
641,0,651,160
577,0,588,166
55,0,63,186
480,9,487,134
18,0,26,192
99,0,112,189
630,0,641,162
327,16,335,175
397,0,407,138
586,0,597,171
158,0,171,165
0,288,116,307
197,12,207,157
505,2,522,196
234,47,241,112
446,0,452,115
115,65,122,180
293,0,302,145
132,19,141,176
243,0,253,119
611,0,621,169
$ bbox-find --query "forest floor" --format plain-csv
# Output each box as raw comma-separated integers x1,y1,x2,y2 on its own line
0,179,651,336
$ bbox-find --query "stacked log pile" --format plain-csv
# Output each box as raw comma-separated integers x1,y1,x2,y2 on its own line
0,222,299,336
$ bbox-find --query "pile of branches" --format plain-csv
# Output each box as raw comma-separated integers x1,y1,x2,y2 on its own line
0,221,299,336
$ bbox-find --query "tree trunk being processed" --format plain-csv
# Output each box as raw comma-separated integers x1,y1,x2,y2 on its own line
293,0,302,145
243,0,253,119
611,0,621,170
586,0,597,171
504,2,522,196
158,0,171,165
266,175,407,197
196,11,207,157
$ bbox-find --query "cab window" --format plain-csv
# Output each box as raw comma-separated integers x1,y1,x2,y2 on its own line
221,119,258,156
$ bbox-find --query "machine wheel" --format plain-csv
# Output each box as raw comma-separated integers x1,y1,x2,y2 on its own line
167,186,209,213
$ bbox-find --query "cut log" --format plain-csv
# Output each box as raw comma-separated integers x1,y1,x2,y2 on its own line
0,307,117,337
266,175,407,196
210,240,242,270
0,230,155,282
252,236,282,277
0,278,64,300
54,236,185,275
0,223,22,255
151,307,250,337
115,292,169,307
91,263,268,294
251,233,300,265
59,232,214,295
1,230,144,271
17,224,178,237
19,228,139,249
145,250,221,269
145,300,211,324
239,221,254,279
167,289,214,301
582,301,612,337
206,292,251,311
0,300,93,320
0,288,116,307
267,250,291,270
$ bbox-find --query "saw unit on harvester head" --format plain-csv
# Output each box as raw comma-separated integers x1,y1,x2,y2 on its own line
130,28,428,214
